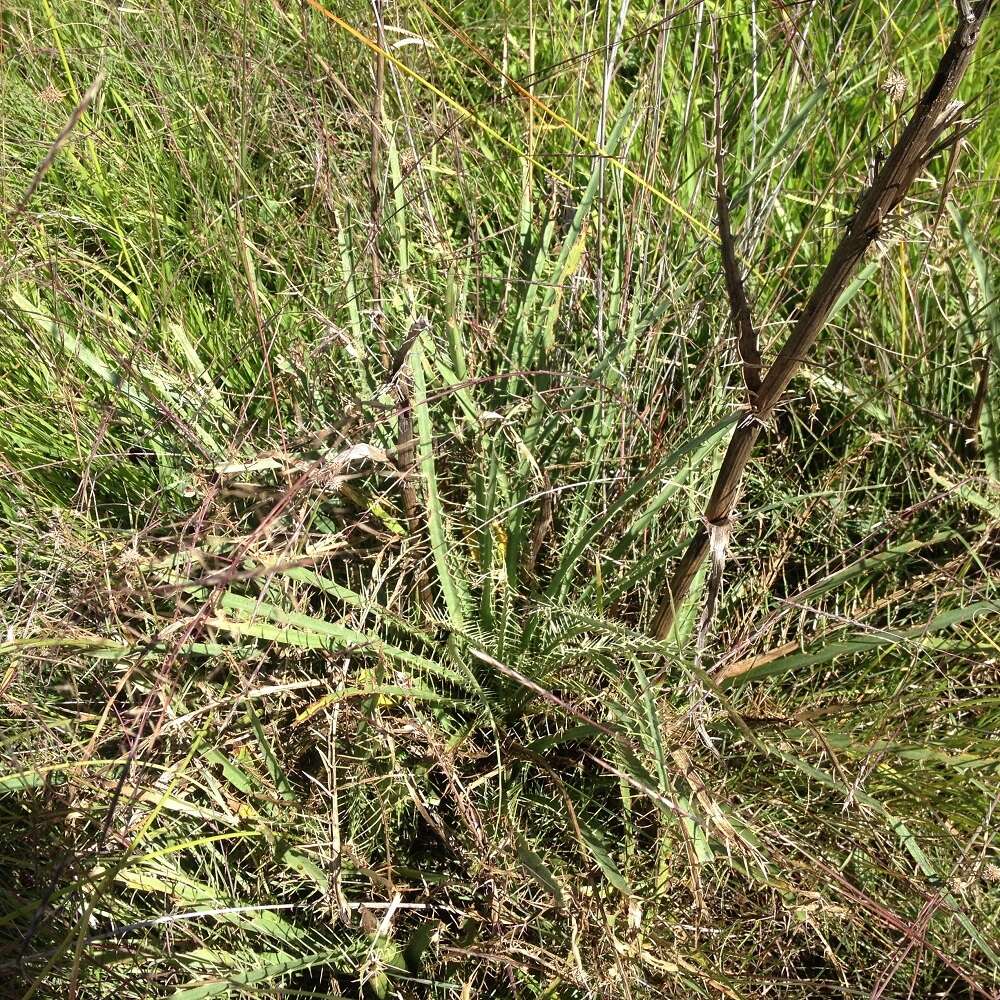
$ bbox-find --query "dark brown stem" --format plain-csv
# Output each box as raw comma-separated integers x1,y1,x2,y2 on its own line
713,23,760,404
652,1,994,640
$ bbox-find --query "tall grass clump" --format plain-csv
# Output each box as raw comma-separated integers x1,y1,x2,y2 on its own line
1,1,998,997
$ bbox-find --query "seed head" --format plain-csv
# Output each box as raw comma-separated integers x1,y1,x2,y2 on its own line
882,70,907,104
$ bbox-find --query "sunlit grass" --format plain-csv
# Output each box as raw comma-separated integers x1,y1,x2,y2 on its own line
1,2,998,997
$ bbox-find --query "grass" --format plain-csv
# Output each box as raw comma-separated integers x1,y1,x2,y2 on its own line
1,1,998,997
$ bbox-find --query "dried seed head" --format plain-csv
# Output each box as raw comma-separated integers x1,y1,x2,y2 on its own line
864,212,911,261
882,70,908,104
400,149,418,177
38,83,64,105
